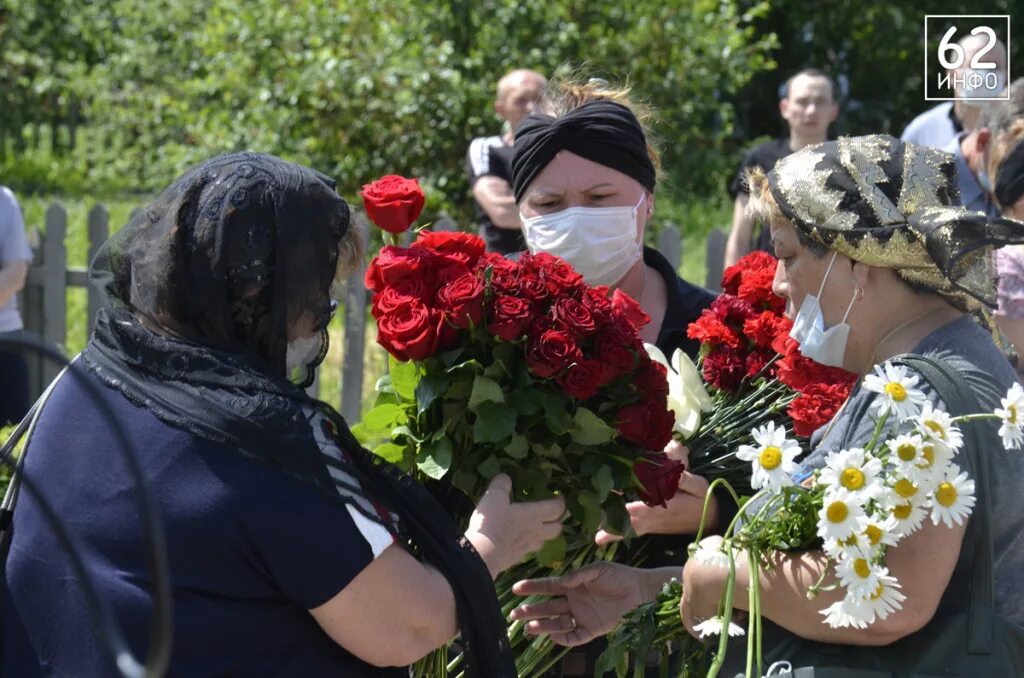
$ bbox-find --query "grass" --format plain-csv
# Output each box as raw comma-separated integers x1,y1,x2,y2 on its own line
18,192,724,422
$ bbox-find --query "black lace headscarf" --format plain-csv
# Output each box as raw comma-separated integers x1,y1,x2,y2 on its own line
81,152,514,676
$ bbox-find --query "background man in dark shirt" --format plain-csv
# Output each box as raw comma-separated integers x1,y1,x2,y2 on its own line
466,68,546,254
724,68,839,266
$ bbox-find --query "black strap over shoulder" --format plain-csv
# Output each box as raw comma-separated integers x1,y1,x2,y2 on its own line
892,354,994,655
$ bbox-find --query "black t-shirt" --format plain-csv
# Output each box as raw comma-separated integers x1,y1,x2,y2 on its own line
728,137,794,254
466,135,525,255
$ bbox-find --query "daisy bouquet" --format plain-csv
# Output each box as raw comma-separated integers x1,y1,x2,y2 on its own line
352,176,684,676
682,363,1024,678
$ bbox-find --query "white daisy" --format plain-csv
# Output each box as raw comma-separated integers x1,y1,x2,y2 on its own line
888,497,928,537
863,362,927,421
928,465,976,528
818,448,884,500
886,473,931,506
916,402,964,452
861,515,902,552
887,433,927,475
736,421,801,493
995,383,1024,450
820,596,871,629
817,488,868,542
690,536,730,570
693,615,745,638
855,577,907,622
835,556,885,599
912,439,955,484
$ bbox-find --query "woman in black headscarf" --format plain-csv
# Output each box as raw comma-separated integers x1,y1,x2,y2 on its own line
1,153,562,677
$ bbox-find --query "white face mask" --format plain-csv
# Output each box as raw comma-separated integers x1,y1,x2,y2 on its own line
788,252,859,368
959,69,1007,108
286,332,323,375
519,193,645,287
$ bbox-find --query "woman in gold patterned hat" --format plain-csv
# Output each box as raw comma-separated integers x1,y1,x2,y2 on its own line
511,135,1024,675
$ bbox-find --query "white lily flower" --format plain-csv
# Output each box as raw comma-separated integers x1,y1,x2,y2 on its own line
645,344,713,439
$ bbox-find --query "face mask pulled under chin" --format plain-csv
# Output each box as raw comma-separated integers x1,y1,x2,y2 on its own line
788,252,858,369
286,330,327,387
519,194,645,287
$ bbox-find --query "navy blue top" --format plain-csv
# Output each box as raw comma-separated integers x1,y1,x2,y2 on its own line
2,366,399,677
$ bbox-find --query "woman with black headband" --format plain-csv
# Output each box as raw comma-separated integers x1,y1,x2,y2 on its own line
513,136,1024,674
1,153,563,677
510,77,722,676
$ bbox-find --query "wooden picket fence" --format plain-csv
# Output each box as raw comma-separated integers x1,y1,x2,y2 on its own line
18,202,726,423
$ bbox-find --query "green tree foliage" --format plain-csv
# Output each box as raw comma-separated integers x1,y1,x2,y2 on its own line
2,0,776,215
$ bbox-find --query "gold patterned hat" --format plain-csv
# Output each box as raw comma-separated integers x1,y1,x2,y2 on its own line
767,134,1024,316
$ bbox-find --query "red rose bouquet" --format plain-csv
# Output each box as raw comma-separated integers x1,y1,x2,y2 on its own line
353,176,679,676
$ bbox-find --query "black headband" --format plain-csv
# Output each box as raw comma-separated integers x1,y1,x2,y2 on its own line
995,139,1024,209
511,100,656,202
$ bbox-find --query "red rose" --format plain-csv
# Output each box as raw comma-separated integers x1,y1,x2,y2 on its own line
595,332,637,376
361,175,426,234
371,280,431,318
376,299,439,361
414,230,485,269
517,273,550,305
743,311,791,350
525,327,582,378
487,294,533,341
633,452,685,507
612,289,651,331
436,271,484,329
556,360,611,400
687,311,741,349
634,358,670,398
365,246,432,292
789,382,852,437
579,287,615,325
617,401,675,452
551,297,598,338
702,347,747,392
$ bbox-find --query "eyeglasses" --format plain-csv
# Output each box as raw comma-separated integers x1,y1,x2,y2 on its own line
315,300,339,332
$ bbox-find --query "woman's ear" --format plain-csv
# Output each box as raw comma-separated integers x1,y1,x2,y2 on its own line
850,259,871,292
645,191,655,219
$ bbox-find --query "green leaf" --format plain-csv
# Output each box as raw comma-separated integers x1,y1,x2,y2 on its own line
415,373,449,414
468,374,505,411
505,433,528,460
438,346,464,367
445,378,473,400
389,356,420,401
472,401,515,443
373,390,400,408
508,388,542,416
374,374,396,396
531,441,563,458
391,425,423,443
373,442,406,465
361,403,401,430
577,489,603,537
535,534,566,568
602,495,632,538
591,464,614,503
571,407,615,446
544,405,573,436
477,454,502,479
417,437,453,479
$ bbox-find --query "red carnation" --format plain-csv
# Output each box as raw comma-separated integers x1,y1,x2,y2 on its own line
745,349,775,379
414,230,485,270
551,297,598,338
525,327,582,378
738,267,784,312
710,295,755,327
487,294,533,342
376,299,440,361
633,452,685,508
617,401,675,453
361,175,425,234
687,311,742,350
789,382,852,437
702,347,747,392
556,360,611,400
436,271,484,329
743,311,791,350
